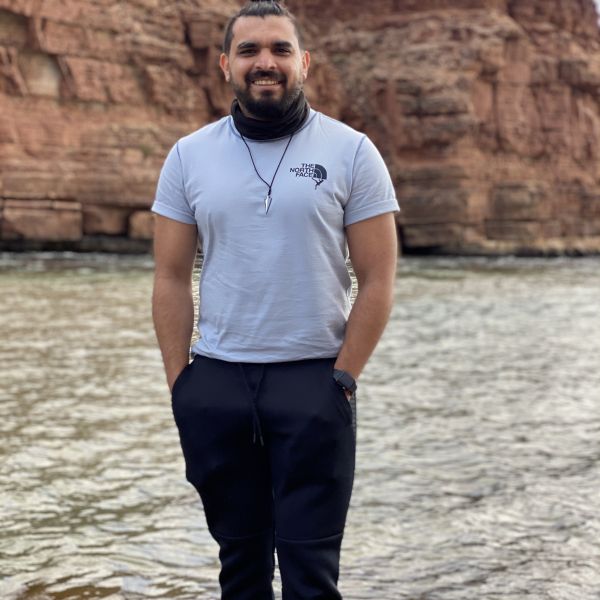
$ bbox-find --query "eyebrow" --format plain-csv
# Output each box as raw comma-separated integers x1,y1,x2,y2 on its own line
272,41,293,50
236,40,294,51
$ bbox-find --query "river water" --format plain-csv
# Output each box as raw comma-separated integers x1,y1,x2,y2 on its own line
1,253,599,600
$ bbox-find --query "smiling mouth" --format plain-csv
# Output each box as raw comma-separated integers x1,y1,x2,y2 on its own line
251,79,282,86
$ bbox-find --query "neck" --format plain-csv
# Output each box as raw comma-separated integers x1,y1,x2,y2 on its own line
231,93,310,141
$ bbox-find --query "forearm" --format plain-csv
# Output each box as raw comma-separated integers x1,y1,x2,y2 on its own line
334,279,394,380
152,275,195,391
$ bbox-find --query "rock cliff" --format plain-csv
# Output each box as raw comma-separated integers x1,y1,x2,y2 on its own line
1,0,600,254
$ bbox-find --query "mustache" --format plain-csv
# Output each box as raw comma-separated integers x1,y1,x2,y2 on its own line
246,70,286,84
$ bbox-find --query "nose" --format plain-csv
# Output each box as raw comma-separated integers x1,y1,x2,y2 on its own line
254,49,277,71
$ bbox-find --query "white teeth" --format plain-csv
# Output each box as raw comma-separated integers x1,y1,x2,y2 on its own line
253,80,279,85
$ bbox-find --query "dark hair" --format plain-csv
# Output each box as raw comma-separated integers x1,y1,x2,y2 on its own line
222,0,304,55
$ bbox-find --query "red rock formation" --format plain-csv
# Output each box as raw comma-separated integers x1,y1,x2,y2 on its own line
0,0,239,249
1,0,600,254
296,0,600,254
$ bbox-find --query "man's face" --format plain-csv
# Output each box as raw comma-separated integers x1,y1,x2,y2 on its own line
220,15,310,120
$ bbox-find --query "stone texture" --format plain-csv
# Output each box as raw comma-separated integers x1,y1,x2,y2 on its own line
1,199,82,240
129,210,154,240
83,205,130,235
1,0,600,253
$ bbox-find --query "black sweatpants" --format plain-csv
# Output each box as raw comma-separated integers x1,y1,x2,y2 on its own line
170,354,357,600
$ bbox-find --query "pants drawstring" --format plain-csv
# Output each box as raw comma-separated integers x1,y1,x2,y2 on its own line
238,364,266,446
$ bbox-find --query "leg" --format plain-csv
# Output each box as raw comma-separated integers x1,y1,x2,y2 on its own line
171,355,275,600
261,358,356,600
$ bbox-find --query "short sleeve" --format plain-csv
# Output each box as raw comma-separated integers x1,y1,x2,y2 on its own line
344,136,399,227
151,142,197,225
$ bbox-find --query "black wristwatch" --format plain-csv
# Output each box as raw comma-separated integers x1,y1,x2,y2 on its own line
333,369,357,394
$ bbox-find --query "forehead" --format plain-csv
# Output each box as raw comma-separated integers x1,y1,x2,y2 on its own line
231,15,299,48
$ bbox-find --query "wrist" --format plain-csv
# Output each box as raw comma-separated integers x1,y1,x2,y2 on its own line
332,368,357,394
332,357,360,381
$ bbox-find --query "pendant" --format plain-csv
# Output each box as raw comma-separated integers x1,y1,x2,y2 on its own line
264,193,272,214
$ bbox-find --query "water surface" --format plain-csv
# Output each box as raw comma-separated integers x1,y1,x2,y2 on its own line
1,254,599,599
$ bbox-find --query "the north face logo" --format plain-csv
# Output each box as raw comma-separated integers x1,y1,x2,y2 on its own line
289,163,328,189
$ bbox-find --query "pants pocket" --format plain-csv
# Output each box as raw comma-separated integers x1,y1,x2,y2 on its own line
331,381,353,427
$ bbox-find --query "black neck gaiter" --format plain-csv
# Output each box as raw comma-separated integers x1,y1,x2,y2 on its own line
231,92,310,141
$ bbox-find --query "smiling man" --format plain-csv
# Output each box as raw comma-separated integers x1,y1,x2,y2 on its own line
222,17,307,120
151,1,399,598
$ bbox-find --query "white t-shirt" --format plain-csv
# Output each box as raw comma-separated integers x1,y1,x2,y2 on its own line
152,109,399,362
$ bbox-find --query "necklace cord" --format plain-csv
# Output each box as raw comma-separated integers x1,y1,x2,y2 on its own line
241,133,294,201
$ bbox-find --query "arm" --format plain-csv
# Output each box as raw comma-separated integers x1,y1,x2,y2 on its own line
152,215,199,392
334,212,398,382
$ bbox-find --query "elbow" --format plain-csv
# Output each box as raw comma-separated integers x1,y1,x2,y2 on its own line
356,276,395,312
152,273,192,304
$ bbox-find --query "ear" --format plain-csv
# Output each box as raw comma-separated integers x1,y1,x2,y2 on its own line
219,53,230,82
301,50,310,80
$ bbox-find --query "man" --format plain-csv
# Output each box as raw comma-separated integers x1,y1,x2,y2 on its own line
151,1,398,598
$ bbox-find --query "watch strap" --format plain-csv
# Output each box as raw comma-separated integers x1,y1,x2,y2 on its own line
333,369,357,393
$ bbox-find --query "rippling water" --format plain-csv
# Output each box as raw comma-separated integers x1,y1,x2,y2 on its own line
1,253,599,599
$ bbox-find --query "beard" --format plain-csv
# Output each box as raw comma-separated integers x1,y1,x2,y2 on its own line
232,70,303,120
